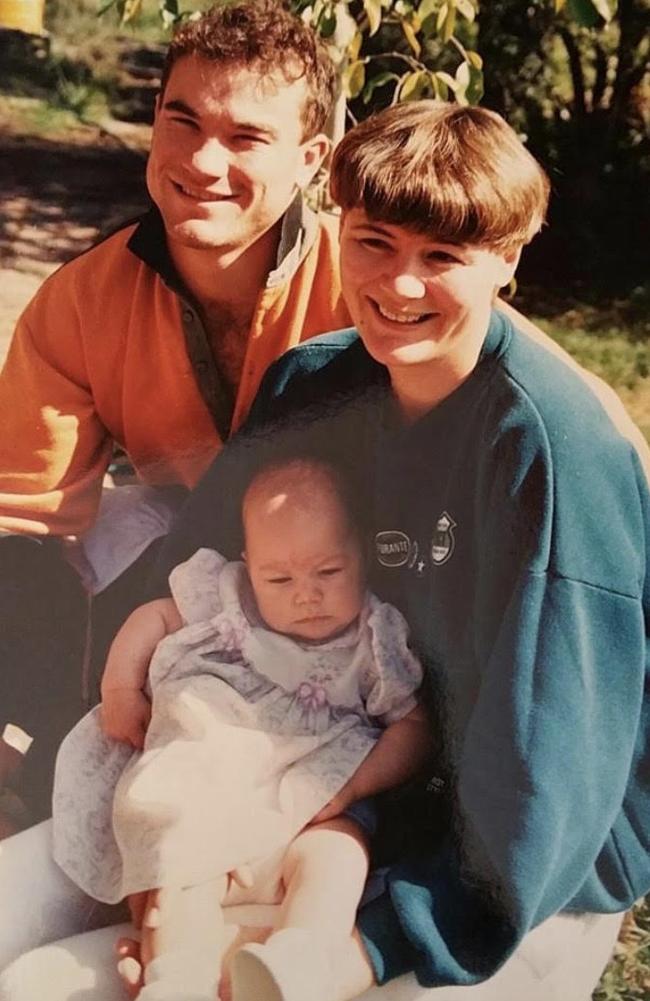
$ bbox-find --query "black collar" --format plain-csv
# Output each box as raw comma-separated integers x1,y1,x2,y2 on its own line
126,206,182,290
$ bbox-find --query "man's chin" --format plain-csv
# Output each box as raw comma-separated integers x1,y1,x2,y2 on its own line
166,222,239,252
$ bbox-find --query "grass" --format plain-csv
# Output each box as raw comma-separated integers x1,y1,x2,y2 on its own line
527,288,650,443
594,901,650,1001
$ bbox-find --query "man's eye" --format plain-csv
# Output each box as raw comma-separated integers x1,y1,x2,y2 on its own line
170,116,198,130
233,134,267,146
319,567,342,577
267,576,291,585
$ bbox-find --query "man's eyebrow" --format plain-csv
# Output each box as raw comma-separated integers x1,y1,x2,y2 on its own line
162,99,199,118
234,120,279,139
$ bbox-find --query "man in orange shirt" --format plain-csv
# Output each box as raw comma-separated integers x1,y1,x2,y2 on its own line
0,0,350,823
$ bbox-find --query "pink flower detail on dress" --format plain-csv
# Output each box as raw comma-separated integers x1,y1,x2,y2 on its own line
297,682,328,712
214,612,247,652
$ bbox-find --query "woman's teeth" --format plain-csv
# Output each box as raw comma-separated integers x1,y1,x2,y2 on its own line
376,303,428,323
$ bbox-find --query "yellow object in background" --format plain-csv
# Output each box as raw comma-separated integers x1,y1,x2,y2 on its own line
0,0,45,34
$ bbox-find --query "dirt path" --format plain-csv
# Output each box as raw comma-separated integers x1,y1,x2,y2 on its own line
0,125,150,363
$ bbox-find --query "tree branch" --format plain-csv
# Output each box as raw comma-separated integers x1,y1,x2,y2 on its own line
558,26,587,116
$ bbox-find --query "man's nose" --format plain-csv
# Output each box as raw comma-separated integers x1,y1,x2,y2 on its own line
191,138,229,177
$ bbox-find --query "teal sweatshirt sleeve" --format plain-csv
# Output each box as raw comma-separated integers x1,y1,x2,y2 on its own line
358,414,649,987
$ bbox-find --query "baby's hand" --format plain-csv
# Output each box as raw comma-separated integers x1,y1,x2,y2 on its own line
101,688,151,749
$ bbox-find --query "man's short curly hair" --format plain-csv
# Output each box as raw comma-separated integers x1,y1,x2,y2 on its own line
161,0,336,138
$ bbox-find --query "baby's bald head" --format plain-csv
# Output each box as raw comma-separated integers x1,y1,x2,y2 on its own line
242,457,364,641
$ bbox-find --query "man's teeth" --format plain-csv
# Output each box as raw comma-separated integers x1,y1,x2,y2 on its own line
179,184,230,201
377,303,427,323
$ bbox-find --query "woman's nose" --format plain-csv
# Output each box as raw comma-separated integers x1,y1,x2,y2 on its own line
391,273,427,299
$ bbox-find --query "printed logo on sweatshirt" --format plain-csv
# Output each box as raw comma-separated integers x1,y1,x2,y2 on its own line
375,530,418,569
431,512,456,566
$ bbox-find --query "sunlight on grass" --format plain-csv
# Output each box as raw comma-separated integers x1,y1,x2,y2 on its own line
594,902,650,1001
531,309,650,444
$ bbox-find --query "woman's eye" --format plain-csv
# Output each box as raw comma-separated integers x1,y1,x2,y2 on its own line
359,238,390,252
427,250,461,264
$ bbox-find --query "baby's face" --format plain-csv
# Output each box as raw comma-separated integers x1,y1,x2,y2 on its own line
244,489,365,643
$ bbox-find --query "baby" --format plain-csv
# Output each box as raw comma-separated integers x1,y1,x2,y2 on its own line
53,455,430,1001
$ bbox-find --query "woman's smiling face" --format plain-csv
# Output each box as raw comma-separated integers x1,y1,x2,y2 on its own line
339,208,519,376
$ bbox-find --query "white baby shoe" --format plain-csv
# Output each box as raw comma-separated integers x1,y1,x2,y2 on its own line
230,927,333,1001
137,950,219,1001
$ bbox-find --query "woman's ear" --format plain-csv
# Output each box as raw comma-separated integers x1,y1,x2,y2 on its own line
498,246,522,287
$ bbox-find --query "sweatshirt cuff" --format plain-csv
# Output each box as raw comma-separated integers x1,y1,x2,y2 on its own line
357,890,417,985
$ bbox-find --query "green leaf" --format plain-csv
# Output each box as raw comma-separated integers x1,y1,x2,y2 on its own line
121,0,143,22
343,59,366,98
348,27,363,61
432,71,450,99
454,59,470,104
363,0,383,35
362,70,400,103
455,60,470,85
442,1,456,41
158,0,178,27
566,0,600,27
455,0,475,22
436,2,448,32
319,9,338,36
435,70,457,90
554,0,566,10
399,69,428,100
401,17,421,56
465,63,483,104
466,49,482,69
590,0,616,20
417,0,437,20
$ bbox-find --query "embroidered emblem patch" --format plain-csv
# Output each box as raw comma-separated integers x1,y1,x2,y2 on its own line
431,512,456,566
375,530,418,569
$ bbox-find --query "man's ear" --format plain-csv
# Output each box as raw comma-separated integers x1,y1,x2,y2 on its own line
241,551,248,563
296,134,331,190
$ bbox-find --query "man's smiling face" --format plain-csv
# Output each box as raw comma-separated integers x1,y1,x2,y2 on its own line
146,55,327,254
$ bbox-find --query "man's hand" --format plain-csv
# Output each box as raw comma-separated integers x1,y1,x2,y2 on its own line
101,688,151,749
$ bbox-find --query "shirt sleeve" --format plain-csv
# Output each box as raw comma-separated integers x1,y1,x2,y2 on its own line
168,548,228,624
0,283,112,536
361,598,423,726
358,419,649,987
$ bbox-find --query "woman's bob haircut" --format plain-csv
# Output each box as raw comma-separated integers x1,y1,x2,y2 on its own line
330,101,551,254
